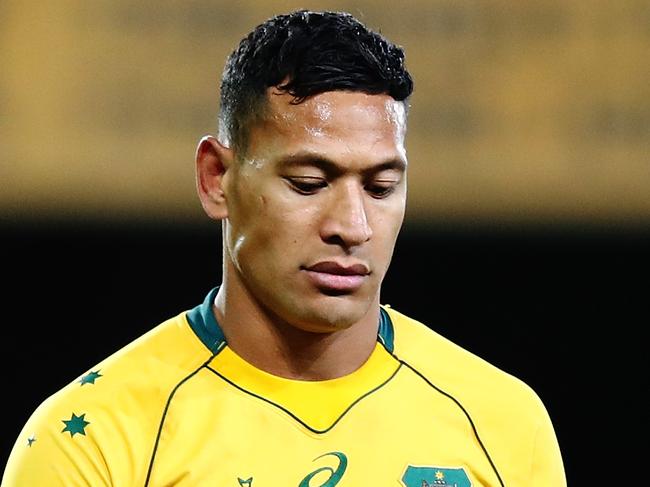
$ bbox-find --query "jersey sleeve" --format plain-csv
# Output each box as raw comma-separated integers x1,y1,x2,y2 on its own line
2,369,158,486
529,406,567,487
3,314,203,487
2,397,112,486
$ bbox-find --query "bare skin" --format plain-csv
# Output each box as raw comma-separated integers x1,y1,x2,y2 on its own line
196,89,408,380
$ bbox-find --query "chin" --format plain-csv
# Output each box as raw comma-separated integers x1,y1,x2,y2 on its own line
291,297,371,333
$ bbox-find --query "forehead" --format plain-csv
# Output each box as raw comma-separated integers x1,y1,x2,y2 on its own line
245,90,407,164
270,90,405,135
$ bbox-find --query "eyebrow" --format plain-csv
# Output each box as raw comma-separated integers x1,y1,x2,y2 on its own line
277,151,407,177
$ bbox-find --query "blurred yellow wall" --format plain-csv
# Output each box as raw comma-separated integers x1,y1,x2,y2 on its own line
1,0,649,225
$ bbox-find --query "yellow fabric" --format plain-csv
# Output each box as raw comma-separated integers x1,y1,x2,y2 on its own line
212,343,399,432
2,299,565,486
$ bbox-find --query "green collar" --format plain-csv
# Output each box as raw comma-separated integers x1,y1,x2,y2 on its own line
187,286,394,354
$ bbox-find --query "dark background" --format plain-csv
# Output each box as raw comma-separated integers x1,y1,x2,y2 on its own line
2,219,647,484
3,2,648,484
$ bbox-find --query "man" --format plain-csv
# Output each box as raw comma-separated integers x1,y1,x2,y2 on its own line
2,10,565,486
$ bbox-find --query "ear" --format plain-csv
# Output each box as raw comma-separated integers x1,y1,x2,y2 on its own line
195,135,234,220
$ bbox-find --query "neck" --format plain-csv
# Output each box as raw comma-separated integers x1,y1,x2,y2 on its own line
213,264,380,381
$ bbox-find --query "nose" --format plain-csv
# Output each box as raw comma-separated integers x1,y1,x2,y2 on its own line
320,181,373,248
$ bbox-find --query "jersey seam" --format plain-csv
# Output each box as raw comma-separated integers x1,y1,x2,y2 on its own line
205,362,401,435
394,357,506,487
143,346,225,487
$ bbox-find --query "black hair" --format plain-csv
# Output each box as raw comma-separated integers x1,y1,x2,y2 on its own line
218,10,414,152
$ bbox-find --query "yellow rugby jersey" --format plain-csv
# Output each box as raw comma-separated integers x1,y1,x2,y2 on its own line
3,287,565,486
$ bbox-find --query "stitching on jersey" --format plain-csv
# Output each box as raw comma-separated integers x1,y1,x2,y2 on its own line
396,358,506,487
143,350,224,487
206,363,401,434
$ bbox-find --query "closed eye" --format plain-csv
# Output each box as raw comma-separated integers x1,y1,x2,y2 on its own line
366,181,399,198
284,177,327,195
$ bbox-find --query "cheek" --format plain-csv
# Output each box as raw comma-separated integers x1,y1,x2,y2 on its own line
264,188,321,228
232,193,313,259
226,191,268,263
373,203,405,255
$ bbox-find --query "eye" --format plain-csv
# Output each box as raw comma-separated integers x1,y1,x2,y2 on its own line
284,177,327,195
366,181,397,198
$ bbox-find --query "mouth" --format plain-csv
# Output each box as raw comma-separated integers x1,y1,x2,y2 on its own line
302,261,370,294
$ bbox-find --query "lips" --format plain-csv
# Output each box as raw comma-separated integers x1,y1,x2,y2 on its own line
306,261,369,276
303,261,370,293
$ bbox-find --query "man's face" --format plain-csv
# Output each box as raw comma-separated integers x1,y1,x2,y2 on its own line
223,90,407,333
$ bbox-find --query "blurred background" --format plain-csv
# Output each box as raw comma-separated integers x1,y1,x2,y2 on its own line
2,0,648,483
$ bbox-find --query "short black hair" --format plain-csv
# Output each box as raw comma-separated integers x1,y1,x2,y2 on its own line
218,10,414,152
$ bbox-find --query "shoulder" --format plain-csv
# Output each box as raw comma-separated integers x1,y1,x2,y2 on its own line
384,305,554,439
38,310,212,428
384,307,565,484
3,311,212,485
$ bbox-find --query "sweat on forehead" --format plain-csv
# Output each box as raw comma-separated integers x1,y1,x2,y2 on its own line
264,90,407,136
237,90,408,174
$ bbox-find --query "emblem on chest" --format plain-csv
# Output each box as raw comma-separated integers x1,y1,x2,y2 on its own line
401,466,472,487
